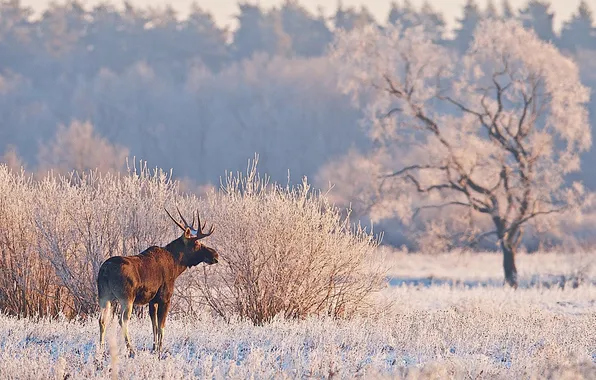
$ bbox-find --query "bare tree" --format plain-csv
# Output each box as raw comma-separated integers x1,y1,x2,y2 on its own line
327,20,592,287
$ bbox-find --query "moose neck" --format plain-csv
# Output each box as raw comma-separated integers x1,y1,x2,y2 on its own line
164,238,193,278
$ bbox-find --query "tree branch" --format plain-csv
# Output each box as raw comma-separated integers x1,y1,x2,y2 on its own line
412,201,472,220
468,230,498,247
405,174,456,194
380,164,447,179
509,207,568,232
442,95,485,120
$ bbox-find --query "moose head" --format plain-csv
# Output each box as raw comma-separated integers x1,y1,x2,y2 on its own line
164,207,219,266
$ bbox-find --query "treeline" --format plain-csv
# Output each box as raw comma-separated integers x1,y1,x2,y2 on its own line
0,0,596,188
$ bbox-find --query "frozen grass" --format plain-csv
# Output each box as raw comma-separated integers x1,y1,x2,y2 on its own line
1,253,595,379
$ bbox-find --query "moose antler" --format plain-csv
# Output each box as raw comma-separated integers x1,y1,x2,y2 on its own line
196,209,215,239
165,206,214,239
164,207,186,231
176,206,192,229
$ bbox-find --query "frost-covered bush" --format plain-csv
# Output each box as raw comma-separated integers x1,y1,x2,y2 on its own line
0,162,186,316
0,167,58,317
188,159,386,325
0,159,385,322
32,163,182,316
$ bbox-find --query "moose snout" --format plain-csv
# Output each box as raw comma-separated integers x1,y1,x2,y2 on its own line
208,248,219,264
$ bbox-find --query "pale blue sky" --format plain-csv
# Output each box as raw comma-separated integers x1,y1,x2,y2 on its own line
20,0,585,32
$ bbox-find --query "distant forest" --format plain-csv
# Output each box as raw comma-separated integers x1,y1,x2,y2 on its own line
0,0,595,192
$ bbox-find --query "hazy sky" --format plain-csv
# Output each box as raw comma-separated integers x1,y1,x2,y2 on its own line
21,0,585,32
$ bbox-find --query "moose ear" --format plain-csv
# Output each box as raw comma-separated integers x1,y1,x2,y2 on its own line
184,227,192,239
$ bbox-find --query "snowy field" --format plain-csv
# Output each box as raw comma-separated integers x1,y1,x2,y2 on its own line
0,251,595,379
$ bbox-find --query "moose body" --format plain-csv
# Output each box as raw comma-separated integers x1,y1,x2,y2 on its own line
97,208,218,356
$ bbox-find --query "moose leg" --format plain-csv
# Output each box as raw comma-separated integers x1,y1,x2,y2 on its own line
98,299,112,349
156,301,170,354
149,302,158,352
119,299,135,357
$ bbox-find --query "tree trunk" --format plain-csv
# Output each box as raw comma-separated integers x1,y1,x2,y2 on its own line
501,240,518,289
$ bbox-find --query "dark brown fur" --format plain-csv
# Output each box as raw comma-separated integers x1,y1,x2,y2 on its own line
97,208,218,356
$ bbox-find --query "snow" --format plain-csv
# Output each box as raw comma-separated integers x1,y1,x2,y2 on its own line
1,251,595,379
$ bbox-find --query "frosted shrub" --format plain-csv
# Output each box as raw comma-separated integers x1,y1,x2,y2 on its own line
36,167,189,314
0,162,189,317
189,159,386,325
0,167,59,317
33,163,185,316
0,159,386,322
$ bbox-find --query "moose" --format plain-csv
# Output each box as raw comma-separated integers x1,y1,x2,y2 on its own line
97,207,219,357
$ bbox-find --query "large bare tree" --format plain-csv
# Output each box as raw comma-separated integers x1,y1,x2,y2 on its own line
326,20,592,287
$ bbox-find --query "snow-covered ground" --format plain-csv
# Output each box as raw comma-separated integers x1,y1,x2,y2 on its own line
1,252,595,379
383,250,596,288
